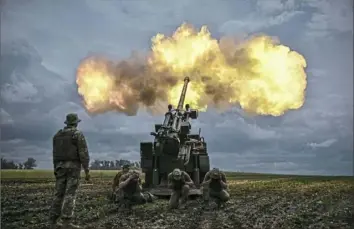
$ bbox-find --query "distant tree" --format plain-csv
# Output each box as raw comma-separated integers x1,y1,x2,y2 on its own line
104,160,109,170
1,157,19,169
90,160,101,170
89,158,139,170
110,161,115,169
18,163,23,169
23,157,37,169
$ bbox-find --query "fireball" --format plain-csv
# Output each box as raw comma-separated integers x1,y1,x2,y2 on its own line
76,23,307,116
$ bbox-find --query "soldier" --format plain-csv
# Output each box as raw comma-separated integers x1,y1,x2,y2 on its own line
167,168,194,209
201,168,230,207
49,113,90,229
116,170,150,208
111,164,130,200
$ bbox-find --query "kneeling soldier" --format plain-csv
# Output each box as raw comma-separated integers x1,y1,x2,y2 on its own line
202,168,230,207
116,171,150,209
168,168,194,209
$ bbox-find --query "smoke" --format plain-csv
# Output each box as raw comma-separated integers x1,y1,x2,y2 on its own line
76,23,307,116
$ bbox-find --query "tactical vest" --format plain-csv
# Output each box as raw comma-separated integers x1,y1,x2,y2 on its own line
53,129,80,162
123,179,138,194
172,174,186,190
209,179,222,192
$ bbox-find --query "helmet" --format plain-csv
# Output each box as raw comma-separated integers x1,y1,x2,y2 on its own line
172,168,182,180
122,164,130,169
210,168,220,179
64,113,81,125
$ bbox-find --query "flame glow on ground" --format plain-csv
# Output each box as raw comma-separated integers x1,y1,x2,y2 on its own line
76,23,307,116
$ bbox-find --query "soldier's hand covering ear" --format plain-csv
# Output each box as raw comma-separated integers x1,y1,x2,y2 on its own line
129,172,139,181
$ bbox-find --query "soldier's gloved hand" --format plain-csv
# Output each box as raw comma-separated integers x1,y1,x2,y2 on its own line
132,173,139,179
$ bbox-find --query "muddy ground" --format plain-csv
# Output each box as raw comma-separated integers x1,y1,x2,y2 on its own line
1,175,353,229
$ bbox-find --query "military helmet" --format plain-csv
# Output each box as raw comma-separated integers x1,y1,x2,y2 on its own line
210,168,220,179
64,113,81,125
172,168,182,180
122,164,130,169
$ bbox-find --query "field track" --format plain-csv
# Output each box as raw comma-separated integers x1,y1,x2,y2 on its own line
1,170,353,229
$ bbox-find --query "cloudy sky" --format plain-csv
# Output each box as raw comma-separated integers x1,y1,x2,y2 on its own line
1,0,353,175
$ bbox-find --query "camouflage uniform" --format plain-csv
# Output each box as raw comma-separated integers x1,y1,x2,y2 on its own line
202,168,230,205
168,168,194,209
49,113,90,229
115,171,148,208
112,165,130,191
111,165,130,200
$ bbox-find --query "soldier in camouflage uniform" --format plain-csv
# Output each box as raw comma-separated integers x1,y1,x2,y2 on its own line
111,164,130,201
116,170,151,208
49,113,90,229
167,168,194,209
201,168,230,207
112,164,130,192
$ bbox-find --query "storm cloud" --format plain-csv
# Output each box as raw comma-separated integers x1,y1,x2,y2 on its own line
0,0,352,175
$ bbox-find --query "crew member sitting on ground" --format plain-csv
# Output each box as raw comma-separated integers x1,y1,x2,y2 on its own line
111,164,130,200
116,170,151,208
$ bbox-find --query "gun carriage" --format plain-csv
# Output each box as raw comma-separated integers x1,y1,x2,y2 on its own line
140,77,210,196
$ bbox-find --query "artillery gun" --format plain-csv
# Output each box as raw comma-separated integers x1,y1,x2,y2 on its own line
140,77,210,196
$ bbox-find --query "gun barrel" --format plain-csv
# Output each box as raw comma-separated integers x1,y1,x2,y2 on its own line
177,77,190,110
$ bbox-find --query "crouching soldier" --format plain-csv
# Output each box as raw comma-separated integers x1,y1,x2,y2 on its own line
168,168,194,209
116,171,153,209
202,168,230,208
111,164,130,201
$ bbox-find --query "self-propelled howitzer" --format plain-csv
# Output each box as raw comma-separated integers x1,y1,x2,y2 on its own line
140,77,210,196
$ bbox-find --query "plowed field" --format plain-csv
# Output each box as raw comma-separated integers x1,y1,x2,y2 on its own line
1,170,353,229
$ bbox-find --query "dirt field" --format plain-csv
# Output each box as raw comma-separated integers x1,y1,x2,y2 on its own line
1,170,353,229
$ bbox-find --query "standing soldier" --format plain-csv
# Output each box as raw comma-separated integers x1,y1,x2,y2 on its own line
201,168,230,208
111,164,130,201
49,113,90,229
116,170,150,208
167,168,194,209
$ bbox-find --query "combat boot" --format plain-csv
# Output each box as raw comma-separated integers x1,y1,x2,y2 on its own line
217,199,226,209
179,197,188,209
216,198,222,209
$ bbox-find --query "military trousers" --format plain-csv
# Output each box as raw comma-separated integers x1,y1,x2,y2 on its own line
115,189,147,206
49,167,81,221
202,187,230,202
169,184,190,209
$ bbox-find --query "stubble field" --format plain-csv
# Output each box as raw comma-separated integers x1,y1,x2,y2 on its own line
1,170,353,229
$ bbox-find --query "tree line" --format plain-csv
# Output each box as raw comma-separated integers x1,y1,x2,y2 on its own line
1,157,37,169
0,157,140,170
90,159,140,170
